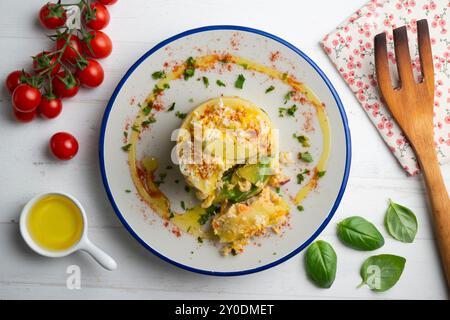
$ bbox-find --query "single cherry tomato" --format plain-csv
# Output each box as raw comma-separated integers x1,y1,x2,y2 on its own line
39,2,67,29
32,51,61,76
13,108,37,122
5,70,29,94
38,94,63,119
56,34,83,63
83,31,112,59
12,84,41,113
99,0,118,5
52,71,80,98
76,59,104,88
50,132,79,160
83,3,110,30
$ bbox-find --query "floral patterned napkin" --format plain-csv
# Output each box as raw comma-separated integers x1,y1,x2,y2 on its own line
321,0,450,175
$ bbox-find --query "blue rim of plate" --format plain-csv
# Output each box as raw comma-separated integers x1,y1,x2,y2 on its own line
99,25,352,276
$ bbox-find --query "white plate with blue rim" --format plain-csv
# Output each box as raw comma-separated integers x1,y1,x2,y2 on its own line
99,26,351,276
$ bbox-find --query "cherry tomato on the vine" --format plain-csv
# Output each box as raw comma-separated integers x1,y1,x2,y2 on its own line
99,0,118,5
83,31,112,59
56,34,83,63
13,108,37,122
38,94,63,119
12,84,41,113
32,51,61,76
83,3,110,30
76,59,104,88
39,2,67,29
50,132,79,160
52,71,80,98
5,70,29,94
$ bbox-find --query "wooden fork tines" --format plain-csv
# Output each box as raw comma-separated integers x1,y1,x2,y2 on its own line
375,19,450,288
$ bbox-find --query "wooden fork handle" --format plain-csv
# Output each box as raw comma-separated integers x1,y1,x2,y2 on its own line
415,144,450,287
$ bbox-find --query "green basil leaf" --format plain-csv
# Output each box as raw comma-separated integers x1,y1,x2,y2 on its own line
305,240,337,288
359,254,406,292
337,216,384,251
385,200,418,243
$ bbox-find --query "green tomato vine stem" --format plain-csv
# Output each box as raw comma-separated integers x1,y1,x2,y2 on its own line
34,0,90,94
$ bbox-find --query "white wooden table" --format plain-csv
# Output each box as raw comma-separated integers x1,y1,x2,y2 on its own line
0,0,448,300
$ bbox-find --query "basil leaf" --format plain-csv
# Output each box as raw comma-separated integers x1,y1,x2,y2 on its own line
337,216,384,251
305,240,337,288
359,254,406,292
385,200,418,243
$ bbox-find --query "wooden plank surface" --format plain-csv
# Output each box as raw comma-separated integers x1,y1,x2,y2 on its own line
0,0,448,299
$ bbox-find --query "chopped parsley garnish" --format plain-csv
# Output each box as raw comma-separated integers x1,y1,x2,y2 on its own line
299,151,313,163
202,76,209,88
163,83,170,89
296,169,310,184
216,79,226,87
297,173,305,184
123,131,128,138
141,116,156,127
275,187,281,194
287,104,297,116
152,85,163,95
183,57,196,80
279,105,297,117
284,90,295,104
265,85,275,93
142,103,152,115
293,134,311,147
198,206,219,225
125,189,131,193
154,173,167,186
184,185,191,193
131,124,140,132
121,144,132,152
175,111,187,119
151,70,166,80
297,205,304,212
169,211,175,219
197,237,203,243
239,63,248,69
282,72,288,80
317,171,326,178
235,74,245,89
180,201,186,210
167,102,175,112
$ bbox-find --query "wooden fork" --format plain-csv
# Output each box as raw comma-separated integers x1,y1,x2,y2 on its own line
375,19,450,288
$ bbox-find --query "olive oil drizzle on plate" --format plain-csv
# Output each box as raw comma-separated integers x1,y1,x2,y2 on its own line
126,54,331,237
